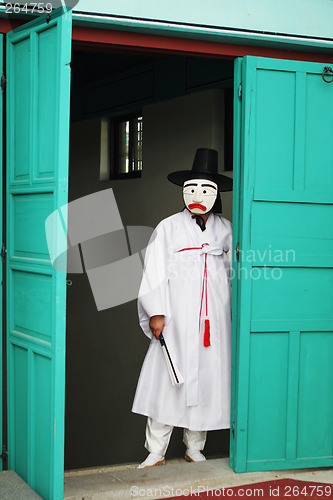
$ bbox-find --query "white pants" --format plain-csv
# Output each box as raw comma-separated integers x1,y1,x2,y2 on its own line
145,417,207,456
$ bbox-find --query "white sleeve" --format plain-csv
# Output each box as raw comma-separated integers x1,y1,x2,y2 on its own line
137,222,170,338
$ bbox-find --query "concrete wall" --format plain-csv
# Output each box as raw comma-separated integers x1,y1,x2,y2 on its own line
65,89,232,469
73,0,333,41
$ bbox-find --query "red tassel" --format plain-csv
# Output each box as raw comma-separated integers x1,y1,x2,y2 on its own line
204,319,211,347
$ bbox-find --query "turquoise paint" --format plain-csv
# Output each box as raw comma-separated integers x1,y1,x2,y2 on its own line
1,3,333,51
69,13,333,53
72,0,333,41
232,56,333,473
247,332,289,461
1,4,332,481
13,270,53,343
0,0,331,41
285,330,300,461
11,345,28,477
298,333,333,458
251,201,333,268
229,57,242,471
251,268,333,325
0,34,2,473
6,9,72,499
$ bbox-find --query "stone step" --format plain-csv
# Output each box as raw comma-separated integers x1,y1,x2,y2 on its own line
0,470,42,500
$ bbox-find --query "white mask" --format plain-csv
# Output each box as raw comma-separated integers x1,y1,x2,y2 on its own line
183,178,218,215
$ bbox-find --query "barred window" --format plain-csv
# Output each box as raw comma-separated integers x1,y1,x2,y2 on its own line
100,115,143,181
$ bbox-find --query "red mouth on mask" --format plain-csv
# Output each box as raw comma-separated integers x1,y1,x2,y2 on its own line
188,203,206,211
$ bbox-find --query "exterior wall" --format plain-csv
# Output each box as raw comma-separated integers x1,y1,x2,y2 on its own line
74,0,333,41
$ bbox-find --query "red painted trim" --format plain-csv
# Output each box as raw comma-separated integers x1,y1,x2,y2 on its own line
72,26,333,63
0,17,331,63
0,18,24,32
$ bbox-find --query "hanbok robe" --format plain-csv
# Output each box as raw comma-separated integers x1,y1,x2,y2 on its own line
132,208,232,431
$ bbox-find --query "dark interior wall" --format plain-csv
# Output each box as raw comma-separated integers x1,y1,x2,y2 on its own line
70,53,234,123
65,52,233,470
65,117,151,469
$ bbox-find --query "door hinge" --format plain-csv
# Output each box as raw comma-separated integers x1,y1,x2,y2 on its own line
1,243,7,263
232,421,235,439
1,73,7,93
0,446,8,462
236,243,240,261
238,83,242,101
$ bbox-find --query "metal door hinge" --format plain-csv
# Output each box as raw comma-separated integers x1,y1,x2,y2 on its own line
1,243,7,263
232,421,235,439
238,83,242,101
1,73,6,93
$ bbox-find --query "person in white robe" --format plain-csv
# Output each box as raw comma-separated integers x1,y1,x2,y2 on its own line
132,148,233,468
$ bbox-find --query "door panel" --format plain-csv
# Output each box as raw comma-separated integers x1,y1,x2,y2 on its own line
0,34,3,472
247,332,289,462
6,10,72,498
231,56,333,473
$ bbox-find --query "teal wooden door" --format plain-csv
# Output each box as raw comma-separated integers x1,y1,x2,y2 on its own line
230,56,333,473
6,10,72,499
0,35,3,473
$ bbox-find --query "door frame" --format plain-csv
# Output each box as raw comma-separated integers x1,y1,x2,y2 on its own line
68,28,333,473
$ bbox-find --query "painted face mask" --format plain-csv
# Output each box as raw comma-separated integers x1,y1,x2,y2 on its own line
183,178,218,214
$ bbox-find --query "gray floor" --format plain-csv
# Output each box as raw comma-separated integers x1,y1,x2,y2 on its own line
0,470,43,500
64,457,333,500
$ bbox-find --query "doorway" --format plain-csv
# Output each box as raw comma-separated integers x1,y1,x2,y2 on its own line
5,13,333,498
64,49,234,470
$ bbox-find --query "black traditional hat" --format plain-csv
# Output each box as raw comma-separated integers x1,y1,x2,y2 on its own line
167,148,233,192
